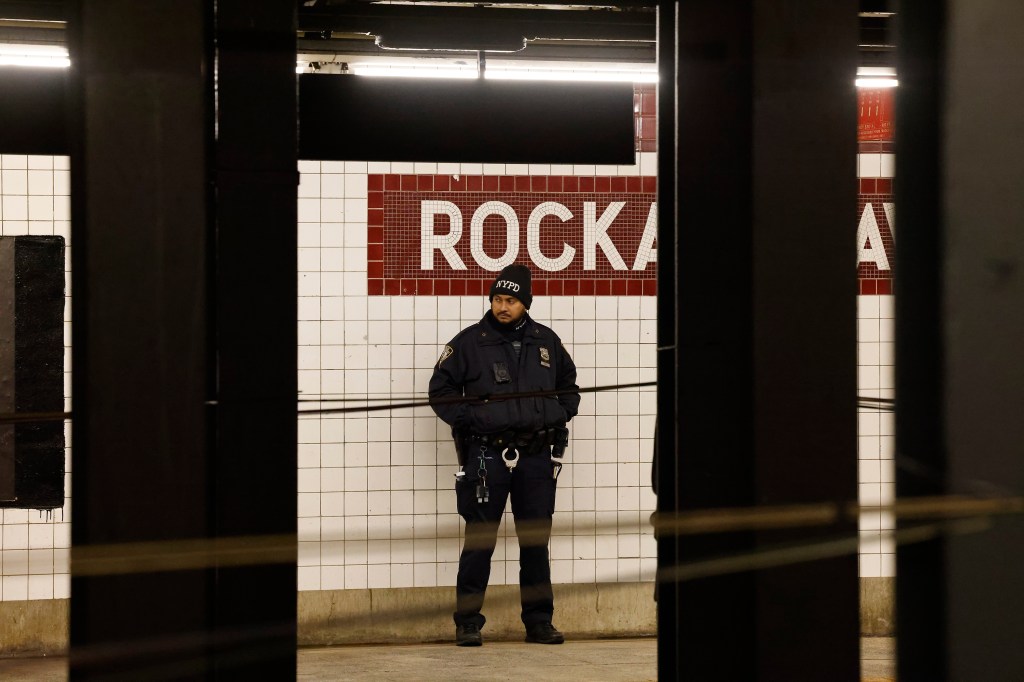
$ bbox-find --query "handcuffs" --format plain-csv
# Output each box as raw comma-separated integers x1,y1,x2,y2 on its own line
464,429,570,506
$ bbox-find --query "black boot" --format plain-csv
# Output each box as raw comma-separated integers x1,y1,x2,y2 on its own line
456,623,483,647
525,622,564,644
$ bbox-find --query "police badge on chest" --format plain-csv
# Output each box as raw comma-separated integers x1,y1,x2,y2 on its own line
539,346,551,368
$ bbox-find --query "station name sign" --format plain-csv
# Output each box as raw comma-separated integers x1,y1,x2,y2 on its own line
368,174,658,296
857,178,895,295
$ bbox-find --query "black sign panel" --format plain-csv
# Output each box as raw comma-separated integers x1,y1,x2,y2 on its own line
1,69,636,165
0,236,66,509
299,74,636,164
0,68,69,156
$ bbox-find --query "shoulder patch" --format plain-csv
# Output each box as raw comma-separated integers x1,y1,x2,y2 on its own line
437,344,454,366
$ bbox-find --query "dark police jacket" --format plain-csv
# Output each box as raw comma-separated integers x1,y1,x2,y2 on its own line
429,312,580,435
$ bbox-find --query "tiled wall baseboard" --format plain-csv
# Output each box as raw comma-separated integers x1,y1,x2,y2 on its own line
0,577,899,655
299,583,656,645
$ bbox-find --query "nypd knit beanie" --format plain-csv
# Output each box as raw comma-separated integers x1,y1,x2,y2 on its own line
489,264,533,309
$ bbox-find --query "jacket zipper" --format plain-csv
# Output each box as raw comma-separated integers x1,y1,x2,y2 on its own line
507,339,523,426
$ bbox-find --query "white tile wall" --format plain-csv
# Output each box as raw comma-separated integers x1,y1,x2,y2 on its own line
0,148,886,602
857,150,897,579
296,154,660,590
857,290,896,578
0,154,72,602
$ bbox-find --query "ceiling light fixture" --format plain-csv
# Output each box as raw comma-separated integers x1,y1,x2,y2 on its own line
349,62,657,83
0,44,70,68
855,66,897,88
349,64,478,79
855,77,898,88
373,31,528,54
487,68,657,83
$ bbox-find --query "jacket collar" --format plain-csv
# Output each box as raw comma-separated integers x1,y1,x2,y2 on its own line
477,312,543,343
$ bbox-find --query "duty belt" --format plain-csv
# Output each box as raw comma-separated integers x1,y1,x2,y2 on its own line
463,427,569,471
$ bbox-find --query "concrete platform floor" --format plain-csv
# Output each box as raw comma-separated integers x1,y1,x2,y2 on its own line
0,637,894,681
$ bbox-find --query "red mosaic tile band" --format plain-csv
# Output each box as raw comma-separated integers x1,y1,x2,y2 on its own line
857,178,895,296
858,140,895,154
858,88,895,295
858,88,895,142
368,174,658,296
634,84,656,153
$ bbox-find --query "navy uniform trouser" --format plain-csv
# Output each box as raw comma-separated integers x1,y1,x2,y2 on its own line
454,441,558,629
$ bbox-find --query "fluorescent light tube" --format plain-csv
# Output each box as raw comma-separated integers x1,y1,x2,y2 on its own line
0,44,70,68
855,77,898,88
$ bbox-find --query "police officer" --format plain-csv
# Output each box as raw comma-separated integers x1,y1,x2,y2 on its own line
429,263,580,647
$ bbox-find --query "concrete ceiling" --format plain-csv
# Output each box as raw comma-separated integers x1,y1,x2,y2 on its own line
0,0,893,67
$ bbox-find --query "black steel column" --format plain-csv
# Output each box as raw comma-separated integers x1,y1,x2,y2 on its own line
210,2,298,678
893,1,947,679
69,2,212,677
657,2,859,679
69,1,297,678
654,1,679,678
897,1,1024,679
